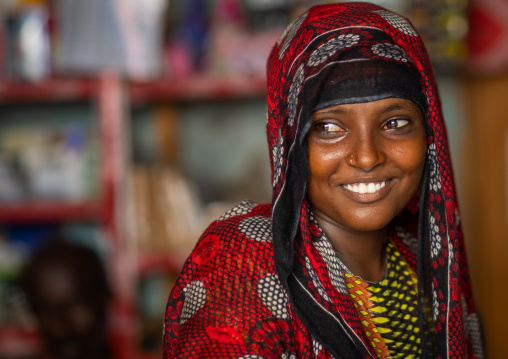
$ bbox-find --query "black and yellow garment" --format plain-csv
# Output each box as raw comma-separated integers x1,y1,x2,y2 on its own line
342,241,425,358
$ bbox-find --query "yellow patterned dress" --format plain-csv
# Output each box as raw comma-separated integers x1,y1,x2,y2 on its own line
342,241,426,359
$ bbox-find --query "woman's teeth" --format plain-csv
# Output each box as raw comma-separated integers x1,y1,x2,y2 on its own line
344,181,387,194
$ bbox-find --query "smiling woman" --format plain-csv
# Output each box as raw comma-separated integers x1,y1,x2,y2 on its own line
307,99,427,280
163,3,484,359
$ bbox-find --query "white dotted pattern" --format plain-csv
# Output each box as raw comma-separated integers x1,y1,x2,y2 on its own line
314,233,349,295
288,64,305,128
307,34,361,67
462,294,485,359
371,43,411,63
278,12,308,59
272,133,284,187
181,281,207,324
432,288,439,322
258,274,289,319
395,225,418,256
218,200,257,221
428,143,442,193
239,216,272,242
313,338,324,357
429,214,442,260
374,10,418,36
305,257,331,302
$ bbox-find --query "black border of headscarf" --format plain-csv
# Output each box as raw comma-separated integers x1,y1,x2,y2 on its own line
272,41,434,359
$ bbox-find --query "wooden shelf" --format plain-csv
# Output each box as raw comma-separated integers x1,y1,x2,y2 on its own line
0,200,103,223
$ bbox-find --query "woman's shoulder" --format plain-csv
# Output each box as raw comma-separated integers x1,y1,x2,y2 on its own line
168,199,281,310
164,201,293,357
182,200,275,272
212,199,271,223
204,199,273,243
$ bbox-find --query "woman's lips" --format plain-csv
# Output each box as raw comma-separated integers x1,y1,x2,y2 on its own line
342,180,390,194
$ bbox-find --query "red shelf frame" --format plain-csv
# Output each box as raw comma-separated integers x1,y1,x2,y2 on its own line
129,74,267,103
0,74,267,105
0,200,103,223
0,78,98,103
0,325,43,359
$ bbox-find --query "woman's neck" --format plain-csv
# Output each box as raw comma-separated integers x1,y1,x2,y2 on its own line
314,215,388,282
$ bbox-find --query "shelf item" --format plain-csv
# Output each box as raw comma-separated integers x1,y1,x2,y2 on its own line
126,166,202,258
55,0,168,80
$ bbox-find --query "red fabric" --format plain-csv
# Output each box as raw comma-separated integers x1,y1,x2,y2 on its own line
164,3,483,358
164,202,316,357
468,0,508,72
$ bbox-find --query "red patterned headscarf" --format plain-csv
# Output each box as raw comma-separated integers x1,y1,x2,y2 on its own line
164,3,483,358
267,2,482,358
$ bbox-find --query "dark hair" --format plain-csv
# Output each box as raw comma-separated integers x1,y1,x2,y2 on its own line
21,238,111,311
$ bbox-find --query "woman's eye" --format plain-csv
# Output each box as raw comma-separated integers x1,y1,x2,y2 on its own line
383,118,410,130
314,122,344,134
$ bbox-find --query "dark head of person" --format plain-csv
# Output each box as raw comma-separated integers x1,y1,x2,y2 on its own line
21,239,111,359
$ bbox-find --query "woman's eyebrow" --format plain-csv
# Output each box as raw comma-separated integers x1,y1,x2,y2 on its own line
380,105,404,113
380,101,416,113
315,107,348,115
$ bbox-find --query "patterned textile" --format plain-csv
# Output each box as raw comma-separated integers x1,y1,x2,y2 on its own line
342,241,428,358
163,3,484,358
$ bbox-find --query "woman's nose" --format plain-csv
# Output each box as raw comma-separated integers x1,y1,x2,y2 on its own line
347,133,386,171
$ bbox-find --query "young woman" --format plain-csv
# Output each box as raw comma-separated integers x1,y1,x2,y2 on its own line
163,3,483,358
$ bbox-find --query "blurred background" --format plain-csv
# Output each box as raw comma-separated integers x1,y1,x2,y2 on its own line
0,0,505,358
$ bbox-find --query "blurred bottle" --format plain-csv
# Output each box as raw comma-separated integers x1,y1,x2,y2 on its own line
3,4,51,81
167,0,208,77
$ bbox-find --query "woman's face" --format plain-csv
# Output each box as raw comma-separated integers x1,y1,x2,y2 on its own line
307,97,426,235
32,264,108,359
